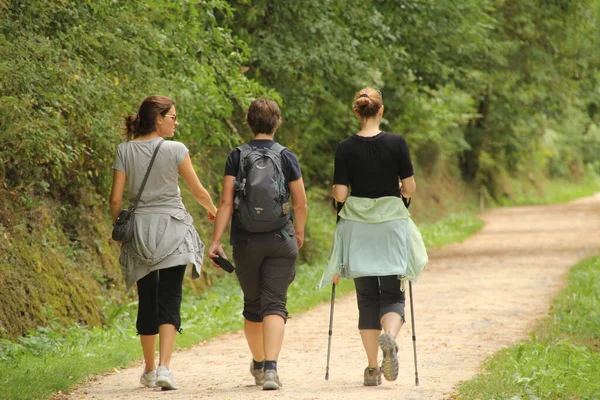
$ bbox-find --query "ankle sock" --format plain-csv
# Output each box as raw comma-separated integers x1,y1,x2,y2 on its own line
253,359,265,370
264,360,277,371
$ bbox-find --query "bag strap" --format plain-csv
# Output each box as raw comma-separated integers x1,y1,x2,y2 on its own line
269,142,286,154
131,139,165,210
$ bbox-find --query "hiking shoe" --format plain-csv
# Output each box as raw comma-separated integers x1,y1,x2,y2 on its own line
378,332,399,381
156,366,178,390
250,361,265,385
139,369,156,388
363,367,382,386
262,369,282,390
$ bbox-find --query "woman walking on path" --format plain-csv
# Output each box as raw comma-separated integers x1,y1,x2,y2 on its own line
209,98,308,391
327,87,416,386
109,95,218,390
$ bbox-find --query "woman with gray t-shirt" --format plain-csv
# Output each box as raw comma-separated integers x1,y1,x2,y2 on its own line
110,95,218,391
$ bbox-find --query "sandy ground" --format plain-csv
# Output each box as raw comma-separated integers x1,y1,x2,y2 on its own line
63,194,600,400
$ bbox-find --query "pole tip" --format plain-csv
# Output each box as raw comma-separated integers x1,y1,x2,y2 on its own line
325,372,329,380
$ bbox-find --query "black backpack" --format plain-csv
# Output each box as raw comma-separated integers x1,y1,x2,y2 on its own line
233,142,291,233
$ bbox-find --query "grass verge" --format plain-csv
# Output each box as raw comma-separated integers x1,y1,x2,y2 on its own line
455,256,600,399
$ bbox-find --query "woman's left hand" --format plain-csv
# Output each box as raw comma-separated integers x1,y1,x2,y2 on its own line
208,209,217,221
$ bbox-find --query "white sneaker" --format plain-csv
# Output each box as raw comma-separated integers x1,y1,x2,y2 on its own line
156,365,178,390
139,369,156,388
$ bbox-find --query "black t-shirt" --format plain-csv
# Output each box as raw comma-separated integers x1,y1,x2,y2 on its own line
224,139,302,243
333,131,413,198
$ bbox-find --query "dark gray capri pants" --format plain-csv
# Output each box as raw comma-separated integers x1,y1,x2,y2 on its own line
354,275,406,330
232,228,298,323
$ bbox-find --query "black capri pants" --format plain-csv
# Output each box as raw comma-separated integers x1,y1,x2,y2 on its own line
233,231,298,323
136,264,187,335
354,275,406,330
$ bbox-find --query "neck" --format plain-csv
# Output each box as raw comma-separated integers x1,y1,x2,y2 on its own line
357,118,381,137
134,131,161,140
254,133,274,140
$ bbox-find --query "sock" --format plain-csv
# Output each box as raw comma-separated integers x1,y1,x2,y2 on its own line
253,359,265,370
264,360,277,371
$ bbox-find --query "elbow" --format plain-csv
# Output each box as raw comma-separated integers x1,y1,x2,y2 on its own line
293,202,307,213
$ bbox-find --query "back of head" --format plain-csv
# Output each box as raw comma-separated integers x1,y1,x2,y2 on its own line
124,95,174,140
352,88,382,118
246,98,281,135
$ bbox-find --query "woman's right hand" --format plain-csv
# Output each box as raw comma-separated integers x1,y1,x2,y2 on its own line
208,241,225,259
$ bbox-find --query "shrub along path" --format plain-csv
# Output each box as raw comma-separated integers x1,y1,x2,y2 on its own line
63,194,600,400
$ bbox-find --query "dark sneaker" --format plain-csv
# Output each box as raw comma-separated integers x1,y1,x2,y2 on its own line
262,369,282,390
250,361,265,385
363,367,382,386
378,332,399,381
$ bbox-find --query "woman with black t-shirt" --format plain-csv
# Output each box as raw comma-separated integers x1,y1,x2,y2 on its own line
331,87,416,386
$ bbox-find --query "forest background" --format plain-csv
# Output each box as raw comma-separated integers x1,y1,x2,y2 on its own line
1,0,599,357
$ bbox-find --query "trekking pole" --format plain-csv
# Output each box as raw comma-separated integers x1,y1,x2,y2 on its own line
408,281,419,386
325,282,336,380
325,199,344,380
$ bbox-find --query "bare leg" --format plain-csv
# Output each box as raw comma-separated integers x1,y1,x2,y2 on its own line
140,335,157,371
381,312,404,338
360,329,380,368
263,314,285,361
158,324,177,368
245,319,265,361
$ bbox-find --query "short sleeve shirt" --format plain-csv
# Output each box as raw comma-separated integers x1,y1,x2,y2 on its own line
333,131,413,198
112,137,189,209
224,139,302,242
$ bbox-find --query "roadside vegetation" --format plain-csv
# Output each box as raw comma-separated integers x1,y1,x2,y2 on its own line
455,255,600,399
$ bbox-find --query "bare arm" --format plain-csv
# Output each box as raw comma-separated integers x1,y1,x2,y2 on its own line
179,154,218,216
109,170,127,224
289,177,308,248
332,184,349,203
209,175,235,258
400,175,416,198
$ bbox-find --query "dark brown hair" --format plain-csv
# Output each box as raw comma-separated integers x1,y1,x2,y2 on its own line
246,98,281,135
123,95,174,140
352,88,382,118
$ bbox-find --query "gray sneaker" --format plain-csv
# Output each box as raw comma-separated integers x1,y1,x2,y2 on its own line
262,369,282,390
363,367,382,386
378,332,399,381
139,369,156,388
250,361,265,385
156,366,178,390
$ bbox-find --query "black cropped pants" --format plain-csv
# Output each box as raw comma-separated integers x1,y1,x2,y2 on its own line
136,264,187,335
354,275,406,330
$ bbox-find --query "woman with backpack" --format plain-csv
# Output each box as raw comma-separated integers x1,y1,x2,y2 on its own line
208,98,307,391
327,87,417,386
109,95,218,390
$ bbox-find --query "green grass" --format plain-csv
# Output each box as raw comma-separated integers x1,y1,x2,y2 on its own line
455,256,600,400
420,213,484,249
499,175,600,206
0,199,481,400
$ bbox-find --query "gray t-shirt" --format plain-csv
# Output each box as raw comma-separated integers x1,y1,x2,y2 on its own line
112,137,188,210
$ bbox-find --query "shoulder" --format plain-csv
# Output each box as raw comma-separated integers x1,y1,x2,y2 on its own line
381,131,408,144
164,140,188,151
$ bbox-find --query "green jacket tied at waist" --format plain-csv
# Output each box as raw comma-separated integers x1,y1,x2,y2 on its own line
318,196,428,289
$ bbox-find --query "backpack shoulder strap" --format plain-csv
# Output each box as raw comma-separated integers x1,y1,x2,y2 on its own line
269,142,286,155
237,143,254,178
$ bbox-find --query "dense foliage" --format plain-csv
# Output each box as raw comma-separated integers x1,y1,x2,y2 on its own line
1,0,599,338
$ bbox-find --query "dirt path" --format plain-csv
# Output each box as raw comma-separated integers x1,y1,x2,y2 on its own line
65,195,600,400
